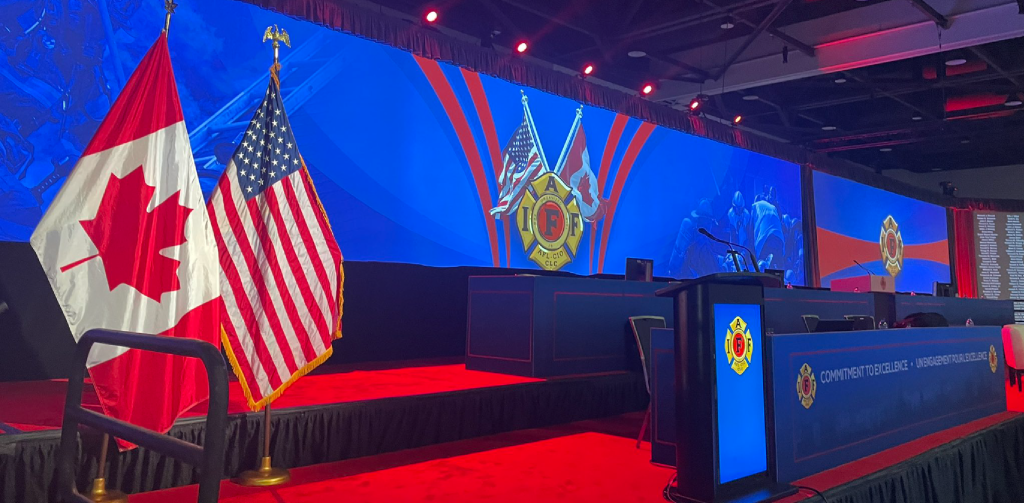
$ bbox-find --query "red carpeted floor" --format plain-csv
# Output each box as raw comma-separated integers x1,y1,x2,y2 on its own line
132,411,1020,503
0,364,539,434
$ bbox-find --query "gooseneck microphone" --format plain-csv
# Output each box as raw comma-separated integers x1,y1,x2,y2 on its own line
697,228,761,273
853,260,873,276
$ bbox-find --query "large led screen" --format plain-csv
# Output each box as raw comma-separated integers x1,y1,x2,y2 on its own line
0,0,803,283
814,172,949,292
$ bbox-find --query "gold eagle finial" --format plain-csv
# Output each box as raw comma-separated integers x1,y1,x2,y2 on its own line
263,25,291,65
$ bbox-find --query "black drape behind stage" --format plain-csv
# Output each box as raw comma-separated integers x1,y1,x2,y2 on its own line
0,240,639,381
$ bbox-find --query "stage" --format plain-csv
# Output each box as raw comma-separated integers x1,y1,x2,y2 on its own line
0,361,647,502
131,411,1024,503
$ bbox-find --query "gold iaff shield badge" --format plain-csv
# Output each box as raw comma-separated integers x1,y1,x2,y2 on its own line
724,316,753,375
796,363,817,409
990,345,998,373
879,215,904,277
517,173,584,271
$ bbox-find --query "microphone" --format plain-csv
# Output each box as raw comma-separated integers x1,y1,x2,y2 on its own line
698,228,761,273
853,260,873,276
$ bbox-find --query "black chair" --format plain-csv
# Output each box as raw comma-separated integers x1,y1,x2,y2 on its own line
845,314,876,331
628,315,667,448
801,315,819,333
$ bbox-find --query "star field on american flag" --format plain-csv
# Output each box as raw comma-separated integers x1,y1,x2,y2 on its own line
234,79,302,200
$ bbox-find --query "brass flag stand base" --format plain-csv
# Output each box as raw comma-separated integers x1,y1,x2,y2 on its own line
89,434,128,503
236,404,290,486
237,455,291,486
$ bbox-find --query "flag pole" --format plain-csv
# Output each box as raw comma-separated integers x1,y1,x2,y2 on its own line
237,403,290,486
88,433,127,503
237,26,294,487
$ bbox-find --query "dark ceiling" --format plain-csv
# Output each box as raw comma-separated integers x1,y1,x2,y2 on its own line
366,0,1024,172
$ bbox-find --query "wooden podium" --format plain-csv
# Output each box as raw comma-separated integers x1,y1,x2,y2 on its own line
656,273,794,503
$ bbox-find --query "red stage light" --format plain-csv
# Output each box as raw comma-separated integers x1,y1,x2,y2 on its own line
641,83,654,95
733,115,743,124
689,98,701,110
516,42,528,53
583,64,594,76
425,10,438,23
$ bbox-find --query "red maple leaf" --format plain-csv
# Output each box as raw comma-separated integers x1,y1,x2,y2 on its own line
70,166,193,302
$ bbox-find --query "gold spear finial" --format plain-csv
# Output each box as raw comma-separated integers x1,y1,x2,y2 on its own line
163,0,178,33
262,24,291,66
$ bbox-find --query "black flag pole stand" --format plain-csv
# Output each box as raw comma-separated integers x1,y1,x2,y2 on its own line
236,403,291,486
88,433,128,503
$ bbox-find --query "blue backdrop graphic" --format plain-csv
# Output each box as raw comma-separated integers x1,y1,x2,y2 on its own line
814,172,948,292
0,0,803,283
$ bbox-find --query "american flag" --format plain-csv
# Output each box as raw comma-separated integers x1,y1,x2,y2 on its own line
208,77,343,410
490,113,546,217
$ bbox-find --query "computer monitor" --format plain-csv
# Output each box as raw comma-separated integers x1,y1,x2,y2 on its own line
626,258,653,282
812,319,856,333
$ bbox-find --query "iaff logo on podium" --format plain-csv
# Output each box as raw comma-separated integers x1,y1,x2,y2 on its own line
518,173,583,271
724,316,754,375
796,363,817,409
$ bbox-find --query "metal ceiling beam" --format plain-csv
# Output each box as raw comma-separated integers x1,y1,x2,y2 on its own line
650,53,712,81
713,0,795,81
969,46,1024,88
905,0,951,30
653,2,1024,103
697,0,815,57
500,0,600,44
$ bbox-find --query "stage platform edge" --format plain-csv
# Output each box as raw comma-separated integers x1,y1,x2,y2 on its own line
0,370,646,503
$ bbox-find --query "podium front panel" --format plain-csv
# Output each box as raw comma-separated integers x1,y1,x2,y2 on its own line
713,303,768,484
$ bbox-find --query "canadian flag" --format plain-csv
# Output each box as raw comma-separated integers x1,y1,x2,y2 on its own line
558,124,605,223
29,33,219,443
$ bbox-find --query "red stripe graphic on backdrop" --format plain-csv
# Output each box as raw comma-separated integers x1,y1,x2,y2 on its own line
590,114,629,274
817,227,949,278
414,56,499,267
597,122,656,273
83,33,183,156
461,69,508,267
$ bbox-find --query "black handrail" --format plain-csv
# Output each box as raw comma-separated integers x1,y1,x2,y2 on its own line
57,329,229,502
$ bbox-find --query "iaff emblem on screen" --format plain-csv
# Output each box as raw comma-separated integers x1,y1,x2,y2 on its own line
518,173,584,271
796,363,817,409
879,215,904,276
724,316,754,375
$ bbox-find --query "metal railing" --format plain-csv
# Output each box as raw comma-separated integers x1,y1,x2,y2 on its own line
56,329,229,502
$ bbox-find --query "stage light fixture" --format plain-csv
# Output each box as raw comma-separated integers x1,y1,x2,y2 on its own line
582,64,594,76
425,10,439,23
1005,94,1023,107
689,97,702,113
733,115,743,125
516,41,528,53
641,83,654,95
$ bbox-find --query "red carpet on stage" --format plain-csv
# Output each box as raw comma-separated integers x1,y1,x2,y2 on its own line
0,364,539,434
132,411,1021,503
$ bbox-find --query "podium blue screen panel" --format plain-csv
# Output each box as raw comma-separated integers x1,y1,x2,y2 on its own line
713,303,768,484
